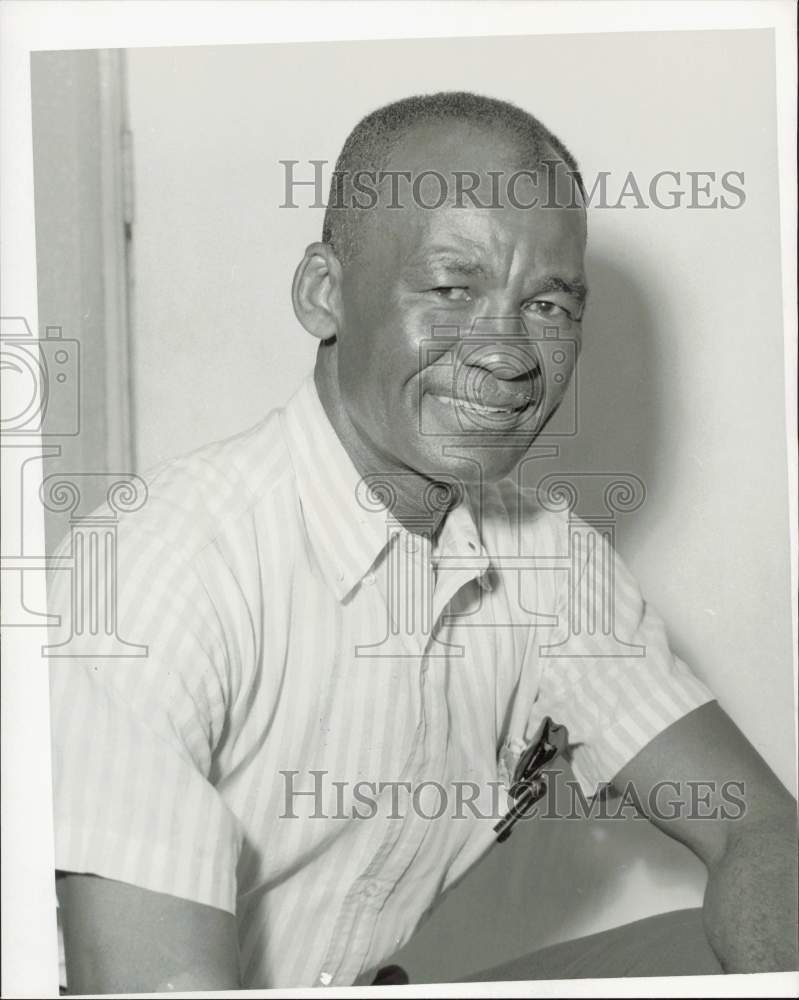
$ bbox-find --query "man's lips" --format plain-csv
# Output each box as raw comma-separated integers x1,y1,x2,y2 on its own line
428,393,531,416
427,368,542,413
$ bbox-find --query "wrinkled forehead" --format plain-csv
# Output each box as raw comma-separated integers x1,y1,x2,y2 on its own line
384,208,585,287
365,192,587,284
397,200,587,270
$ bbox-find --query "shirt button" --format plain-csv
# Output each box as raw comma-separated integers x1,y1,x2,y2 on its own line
318,972,333,986
363,571,376,587
362,880,381,899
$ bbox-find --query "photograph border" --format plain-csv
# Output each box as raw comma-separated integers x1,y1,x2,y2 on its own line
1,3,796,996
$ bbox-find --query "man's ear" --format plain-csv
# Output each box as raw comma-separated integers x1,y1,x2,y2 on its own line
291,242,343,342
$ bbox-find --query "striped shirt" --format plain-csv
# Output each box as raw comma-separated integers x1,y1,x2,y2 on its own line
48,374,714,988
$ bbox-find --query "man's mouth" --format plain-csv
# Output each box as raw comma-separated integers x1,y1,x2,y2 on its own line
429,394,531,416
428,366,544,418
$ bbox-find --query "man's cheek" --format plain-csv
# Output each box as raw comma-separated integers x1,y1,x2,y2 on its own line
412,309,465,357
535,365,574,425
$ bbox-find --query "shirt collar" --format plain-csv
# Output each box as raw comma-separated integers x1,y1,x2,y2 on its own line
432,486,487,567
281,375,488,601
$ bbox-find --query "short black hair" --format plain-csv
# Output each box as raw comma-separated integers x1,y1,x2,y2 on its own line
322,91,583,265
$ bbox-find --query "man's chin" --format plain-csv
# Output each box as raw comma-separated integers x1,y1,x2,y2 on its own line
416,441,531,486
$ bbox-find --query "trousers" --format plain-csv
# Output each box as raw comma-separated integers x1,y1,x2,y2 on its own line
465,907,723,982
373,907,724,985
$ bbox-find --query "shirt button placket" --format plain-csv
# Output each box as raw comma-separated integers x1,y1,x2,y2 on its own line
316,677,436,983
319,534,444,986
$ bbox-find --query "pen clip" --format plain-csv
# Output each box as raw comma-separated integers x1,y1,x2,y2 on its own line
494,716,568,843
511,716,568,791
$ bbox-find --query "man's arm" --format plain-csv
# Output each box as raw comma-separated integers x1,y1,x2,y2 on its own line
57,873,242,993
612,701,798,973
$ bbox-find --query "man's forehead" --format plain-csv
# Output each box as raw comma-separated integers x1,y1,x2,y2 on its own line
382,133,583,223
350,121,587,268
398,203,587,266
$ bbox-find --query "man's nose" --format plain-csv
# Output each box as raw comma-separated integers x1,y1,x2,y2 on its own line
460,315,540,380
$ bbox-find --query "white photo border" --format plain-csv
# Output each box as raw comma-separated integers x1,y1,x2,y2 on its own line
1,2,796,996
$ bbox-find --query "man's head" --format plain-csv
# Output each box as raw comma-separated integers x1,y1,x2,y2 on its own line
320,92,584,267
292,91,588,496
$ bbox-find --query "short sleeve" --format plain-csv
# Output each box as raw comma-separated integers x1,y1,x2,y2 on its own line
47,514,244,913
532,516,716,797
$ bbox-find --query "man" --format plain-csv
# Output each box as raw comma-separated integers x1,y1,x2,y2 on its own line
51,92,797,992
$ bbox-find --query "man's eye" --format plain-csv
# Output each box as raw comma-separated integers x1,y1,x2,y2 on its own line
431,286,472,302
525,300,573,320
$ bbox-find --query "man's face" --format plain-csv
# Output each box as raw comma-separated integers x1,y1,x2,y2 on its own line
334,125,587,485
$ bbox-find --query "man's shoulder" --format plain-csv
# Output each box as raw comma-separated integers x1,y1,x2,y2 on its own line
112,406,299,562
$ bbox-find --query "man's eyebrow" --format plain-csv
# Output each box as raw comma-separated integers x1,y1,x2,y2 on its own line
536,275,589,302
412,252,490,278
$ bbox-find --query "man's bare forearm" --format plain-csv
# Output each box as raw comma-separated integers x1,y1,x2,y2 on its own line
702,814,798,973
58,873,242,994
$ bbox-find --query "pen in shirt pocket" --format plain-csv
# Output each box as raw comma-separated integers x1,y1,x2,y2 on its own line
494,715,568,842
495,646,569,841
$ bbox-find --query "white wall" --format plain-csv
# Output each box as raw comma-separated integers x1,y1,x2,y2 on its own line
126,30,794,981
31,51,114,553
